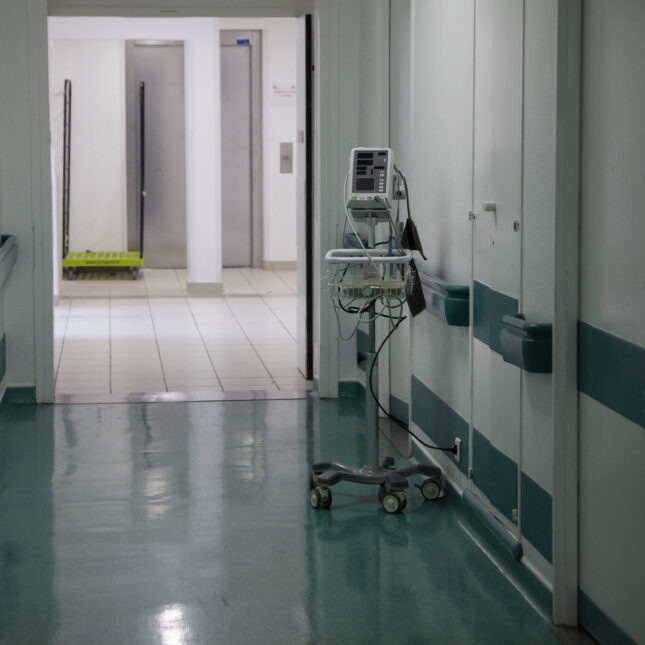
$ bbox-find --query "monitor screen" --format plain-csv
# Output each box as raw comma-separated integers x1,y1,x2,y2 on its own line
355,177,374,191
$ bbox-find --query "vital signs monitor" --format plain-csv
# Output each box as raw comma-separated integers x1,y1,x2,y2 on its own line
346,147,394,211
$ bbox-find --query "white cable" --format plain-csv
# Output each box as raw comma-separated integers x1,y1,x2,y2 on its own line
331,290,361,341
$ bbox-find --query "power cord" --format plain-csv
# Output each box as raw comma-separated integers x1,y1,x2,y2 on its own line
367,313,458,455
339,161,451,452
393,164,413,221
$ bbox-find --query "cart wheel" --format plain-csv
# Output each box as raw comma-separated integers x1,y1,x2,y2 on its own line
129,267,139,280
381,491,406,514
310,486,332,510
421,477,442,501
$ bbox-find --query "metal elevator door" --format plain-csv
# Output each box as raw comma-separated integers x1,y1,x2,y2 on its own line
220,31,262,268
126,41,187,268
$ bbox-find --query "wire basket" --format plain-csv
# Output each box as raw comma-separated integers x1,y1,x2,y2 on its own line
325,248,413,299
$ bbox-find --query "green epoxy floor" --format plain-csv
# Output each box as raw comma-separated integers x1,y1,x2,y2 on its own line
0,398,558,645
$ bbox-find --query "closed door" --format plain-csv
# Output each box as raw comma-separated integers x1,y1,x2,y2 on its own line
126,41,187,268
220,31,262,268
471,0,523,529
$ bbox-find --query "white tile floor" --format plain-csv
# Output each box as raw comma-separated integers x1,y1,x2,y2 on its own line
54,269,311,398
59,267,297,298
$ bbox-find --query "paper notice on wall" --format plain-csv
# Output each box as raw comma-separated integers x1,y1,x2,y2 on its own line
270,83,296,106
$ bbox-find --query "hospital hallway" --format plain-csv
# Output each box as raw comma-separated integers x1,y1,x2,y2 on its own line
0,396,558,645
2,1,644,643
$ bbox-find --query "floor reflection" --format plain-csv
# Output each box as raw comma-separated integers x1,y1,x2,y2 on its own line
0,405,57,645
0,398,557,644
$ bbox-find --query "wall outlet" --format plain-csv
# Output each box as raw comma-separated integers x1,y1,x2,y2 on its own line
454,437,462,464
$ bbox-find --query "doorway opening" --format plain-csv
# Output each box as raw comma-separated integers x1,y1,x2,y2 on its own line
48,16,314,402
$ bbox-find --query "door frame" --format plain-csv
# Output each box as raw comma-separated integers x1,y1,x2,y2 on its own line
304,13,314,379
40,9,316,401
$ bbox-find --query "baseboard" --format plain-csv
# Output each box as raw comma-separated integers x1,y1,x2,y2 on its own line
410,440,553,620
186,281,224,295
338,379,366,398
262,260,296,271
463,489,523,560
578,589,639,645
5,386,36,403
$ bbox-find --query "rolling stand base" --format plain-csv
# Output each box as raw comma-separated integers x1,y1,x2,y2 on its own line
309,458,443,514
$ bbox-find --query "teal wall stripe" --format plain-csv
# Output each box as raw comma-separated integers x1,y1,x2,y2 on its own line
411,378,554,571
357,329,369,372
473,281,492,346
473,281,519,354
472,428,518,522
578,322,645,429
0,334,6,384
389,394,409,424
520,472,552,563
579,589,638,645
411,376,467,474
412,438,553,618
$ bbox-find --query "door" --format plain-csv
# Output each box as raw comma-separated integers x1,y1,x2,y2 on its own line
471,0,523,528
220,31,262,268
126,41,187,268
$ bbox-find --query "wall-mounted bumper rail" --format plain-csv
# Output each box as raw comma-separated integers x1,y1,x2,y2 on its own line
500,313,552,373
0,235,17,290
419,272,470,326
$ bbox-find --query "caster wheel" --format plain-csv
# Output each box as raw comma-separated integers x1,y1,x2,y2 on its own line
310,486,332,510
421,477,442,501
309,473,317,490
381,491,406,514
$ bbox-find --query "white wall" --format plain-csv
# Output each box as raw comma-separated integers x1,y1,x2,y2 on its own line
388,0,580,602
314,0,390,395
219,17,298,265
0,0,53,399
578,2,645,643
408,0,474,424
48,17,222,288
388,0,411,412
49,39,127,254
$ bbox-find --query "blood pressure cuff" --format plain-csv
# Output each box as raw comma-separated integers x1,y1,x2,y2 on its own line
407,260,426,317
401,218,427,260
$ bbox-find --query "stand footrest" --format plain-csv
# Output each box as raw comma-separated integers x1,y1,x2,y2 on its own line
310,458,444,513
